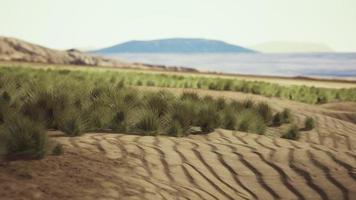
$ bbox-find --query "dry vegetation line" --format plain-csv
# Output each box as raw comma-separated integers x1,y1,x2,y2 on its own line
55,129,356,200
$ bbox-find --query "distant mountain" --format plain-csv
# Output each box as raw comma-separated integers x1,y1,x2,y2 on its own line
92,38,256,54
250,41,333,53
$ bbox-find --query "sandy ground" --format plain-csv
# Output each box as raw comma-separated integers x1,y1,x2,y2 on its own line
1,87,356,200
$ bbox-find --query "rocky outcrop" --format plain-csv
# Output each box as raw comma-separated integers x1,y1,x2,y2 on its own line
0,36,126,67
0,36,199,72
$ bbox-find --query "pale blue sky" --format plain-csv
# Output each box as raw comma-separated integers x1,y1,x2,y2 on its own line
1,0,355,51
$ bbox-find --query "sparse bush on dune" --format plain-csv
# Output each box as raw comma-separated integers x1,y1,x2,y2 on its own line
58,111,87,136
272,112,283,126
197,104,221,133
181,91,200,101
135,109,161,136
222,109,238,130
242,99,254,109
0,115,48,160
52,143,64,156
256,102,273,124
281,108,293,123
272,108,293,126
281,124,299,140
304,117,315,130
237,110,266,134
164,100,197,134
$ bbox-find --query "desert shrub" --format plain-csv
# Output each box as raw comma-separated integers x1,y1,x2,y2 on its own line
144,91,172,117
242,99,254,109
272,112,283,126
237,110,266,134
197,104,221,133
52,143,64,156
110,110,130,132
58,111,87,136
281,124,299,140
222,109,238,130
304,117,315,130
215,97,227,110
281,108,293,123
256,102,273,124
181,91,200,101
0,115,48,160
135,110,161,135
165,119,184,137
165,100,197,134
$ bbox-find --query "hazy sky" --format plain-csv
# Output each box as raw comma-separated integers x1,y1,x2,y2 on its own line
1,0,356,51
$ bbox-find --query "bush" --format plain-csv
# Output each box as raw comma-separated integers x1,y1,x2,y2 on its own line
256,102,273,124
197,104,221,133
181,92,200,101
165,100,197,134
237,110,266,134
304,117,315,130
110,110,130,132
52,143,64,156
272,112,283,126
165,119,184,137
222,109,238,130
0,116,48,160
242,99,254,109
281,124,299,140
58,112,87,136
281,108,293,123
135,110,161,135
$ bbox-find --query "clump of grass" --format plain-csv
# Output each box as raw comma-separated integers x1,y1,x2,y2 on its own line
0,115,48,160
222,109,238,130
256,102,273,124
304,117,315,130
52,143,64,156
110,110,130,132
135,110,161,135
197,104,221,133
272,112,283,126
164,100,197,135
281,124,299,140
165,119,184,137
281,108,293,123
242,99,254,109
237,110,266,134
181,91,200,101
58,112,87,136
272,108,293,126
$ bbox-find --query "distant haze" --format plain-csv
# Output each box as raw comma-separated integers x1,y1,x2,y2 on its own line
1,0,356,52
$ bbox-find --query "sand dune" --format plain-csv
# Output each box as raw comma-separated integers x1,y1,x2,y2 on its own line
1,88,356,200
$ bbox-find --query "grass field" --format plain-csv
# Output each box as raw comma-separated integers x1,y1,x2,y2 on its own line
1,63,356,200
2,62,356,104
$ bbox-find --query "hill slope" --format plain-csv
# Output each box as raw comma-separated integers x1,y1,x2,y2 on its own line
92,38,256,54
0,36,128,67
0,36,198,72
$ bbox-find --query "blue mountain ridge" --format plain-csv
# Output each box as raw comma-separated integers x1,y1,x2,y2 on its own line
92,38,256,53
